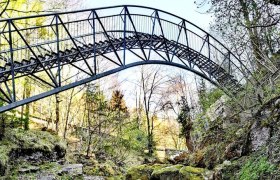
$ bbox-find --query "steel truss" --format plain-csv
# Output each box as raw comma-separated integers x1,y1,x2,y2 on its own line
0,5,258,112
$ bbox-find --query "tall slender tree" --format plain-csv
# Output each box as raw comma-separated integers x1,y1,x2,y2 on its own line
177,96,194,152
196,0,280,72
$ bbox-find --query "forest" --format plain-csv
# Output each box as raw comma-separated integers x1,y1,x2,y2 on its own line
0,0,279,179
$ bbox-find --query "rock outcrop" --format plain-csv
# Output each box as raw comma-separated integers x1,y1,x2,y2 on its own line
0,128,67,176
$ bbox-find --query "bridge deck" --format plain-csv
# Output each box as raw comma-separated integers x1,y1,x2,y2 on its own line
0,33,242,93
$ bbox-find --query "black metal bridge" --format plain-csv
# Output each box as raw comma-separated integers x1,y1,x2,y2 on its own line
0,5,256,112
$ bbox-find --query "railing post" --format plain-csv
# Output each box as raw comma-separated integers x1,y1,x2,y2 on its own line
123,6,127,66
8,20,16,102
148,10,157,60
55,14,61,87
228,52,231,74
182,20,191,68
208,35,210,60
207,35,211,75
92,10,97,75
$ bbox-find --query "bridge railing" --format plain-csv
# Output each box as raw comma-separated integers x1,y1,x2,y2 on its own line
0,5,257,111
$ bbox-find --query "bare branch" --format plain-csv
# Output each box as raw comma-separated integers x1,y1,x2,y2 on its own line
0,0,10,17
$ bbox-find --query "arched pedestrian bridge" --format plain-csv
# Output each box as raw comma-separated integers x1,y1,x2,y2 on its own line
0,5,257,112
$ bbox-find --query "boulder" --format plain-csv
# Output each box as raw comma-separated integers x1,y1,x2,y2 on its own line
60,164,83,176
18,165,40,173
37,173,56,180
168,151,188,164
179,166,208,180
0,128,66,176
151,164,183,180
83,176,105,180
126,164,169,180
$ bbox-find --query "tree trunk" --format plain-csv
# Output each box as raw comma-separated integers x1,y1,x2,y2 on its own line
55,93,60,133
0,114,5,140
63,89,74,139
184,121,194,152
24,77,31,130
86,109,92,157
239,0,263,69
185,133,194,152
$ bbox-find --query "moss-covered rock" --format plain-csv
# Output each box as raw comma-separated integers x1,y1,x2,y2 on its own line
0,140,16,176
6,128,67,159
106,175,125,180
179,166,206,180
83,159,120,177
126,164,169,180
0,128,66,176
150,164,183,180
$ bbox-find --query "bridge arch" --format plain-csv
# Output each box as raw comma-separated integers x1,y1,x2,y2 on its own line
0,5,256,112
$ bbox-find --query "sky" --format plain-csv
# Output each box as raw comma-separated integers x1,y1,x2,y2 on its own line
85,0,212,31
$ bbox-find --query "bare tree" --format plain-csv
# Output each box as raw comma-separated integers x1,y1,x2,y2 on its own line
139,65,168,155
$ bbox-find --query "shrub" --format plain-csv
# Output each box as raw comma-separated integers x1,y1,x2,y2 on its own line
239,156,277,180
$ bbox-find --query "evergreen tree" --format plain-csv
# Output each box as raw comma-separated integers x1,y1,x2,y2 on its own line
109,90,128,133
109,90,128,113
177,96,194,152
198,78,207,112
84,84,107,157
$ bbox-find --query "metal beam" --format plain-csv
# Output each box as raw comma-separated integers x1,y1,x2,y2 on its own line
0,60,219,113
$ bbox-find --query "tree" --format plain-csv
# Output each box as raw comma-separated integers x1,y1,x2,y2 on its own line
84,84,107,157
0,0,47,130
177,96,194,152
197,78,207,112
139,66,168,155
109,90,128,113
109,90,128,133
63,88,75,139
196,0,280,73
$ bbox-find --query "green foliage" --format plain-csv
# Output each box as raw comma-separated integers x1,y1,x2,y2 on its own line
85,85,107,112
239,157,277,180
3,110,29,129
177,96,192,137
123,124,148,152
199,88,224,111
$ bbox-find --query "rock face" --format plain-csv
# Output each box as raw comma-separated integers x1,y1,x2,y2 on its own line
249,96,280,164
206,95,229,122
250,121,271,151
